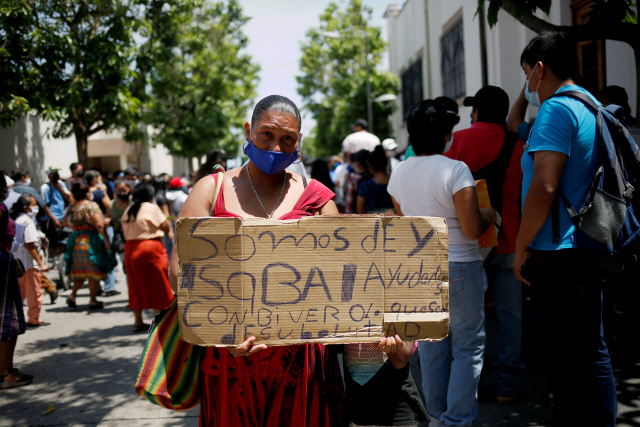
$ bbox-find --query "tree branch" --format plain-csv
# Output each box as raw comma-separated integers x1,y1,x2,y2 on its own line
87,122,109,136
500,0,639,46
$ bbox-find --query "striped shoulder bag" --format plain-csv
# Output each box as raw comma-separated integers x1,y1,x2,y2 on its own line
134,167,225,410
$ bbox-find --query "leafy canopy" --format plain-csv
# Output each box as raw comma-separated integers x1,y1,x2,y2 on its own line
139,0,259,159
0,0,259,163
477,0,637,28
297,0,398,158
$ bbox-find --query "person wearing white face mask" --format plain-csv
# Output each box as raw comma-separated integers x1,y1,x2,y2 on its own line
10,169,47,219
10,195,51,329
511,32,616,426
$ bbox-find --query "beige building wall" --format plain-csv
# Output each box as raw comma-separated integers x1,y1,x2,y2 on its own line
0,115,191,189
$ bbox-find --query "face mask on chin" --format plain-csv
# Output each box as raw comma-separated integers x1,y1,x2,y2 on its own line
243,139,299,175
525,63,542,107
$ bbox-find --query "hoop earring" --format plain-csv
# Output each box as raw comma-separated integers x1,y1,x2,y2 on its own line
293,151,303,164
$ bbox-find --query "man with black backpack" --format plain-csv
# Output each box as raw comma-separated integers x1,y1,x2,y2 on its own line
512,32,617,426
445,85,525,405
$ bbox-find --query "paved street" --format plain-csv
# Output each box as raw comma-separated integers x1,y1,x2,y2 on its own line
0,264,199,427
1,262,639,426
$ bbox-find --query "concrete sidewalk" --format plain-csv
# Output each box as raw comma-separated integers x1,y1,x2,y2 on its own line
0,263,199,427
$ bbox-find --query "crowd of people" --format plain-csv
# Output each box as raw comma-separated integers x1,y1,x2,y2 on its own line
1,31,638,426
0,161,196,389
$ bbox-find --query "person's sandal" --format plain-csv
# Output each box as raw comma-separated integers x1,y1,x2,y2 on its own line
89,301,105,310
66,297,77,308
0,369,34,389
132,323,150,333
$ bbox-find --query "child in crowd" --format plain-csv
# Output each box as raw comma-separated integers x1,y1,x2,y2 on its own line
344,335,428,426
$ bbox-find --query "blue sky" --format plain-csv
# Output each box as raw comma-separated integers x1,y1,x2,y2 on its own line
239,0,396,133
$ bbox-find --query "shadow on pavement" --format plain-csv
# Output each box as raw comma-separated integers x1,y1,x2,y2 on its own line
1,317,198,426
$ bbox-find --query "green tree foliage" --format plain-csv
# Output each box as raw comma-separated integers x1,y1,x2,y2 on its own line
297,0,399,158
141,0,258,159
0,0,258,164
476,0,639,113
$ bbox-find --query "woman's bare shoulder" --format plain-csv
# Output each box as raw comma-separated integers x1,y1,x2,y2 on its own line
181,175,218,217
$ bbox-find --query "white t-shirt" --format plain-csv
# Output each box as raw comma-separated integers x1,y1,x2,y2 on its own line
166,190,188,216
342,131,380,154
13,213,41,269
387,155,480,262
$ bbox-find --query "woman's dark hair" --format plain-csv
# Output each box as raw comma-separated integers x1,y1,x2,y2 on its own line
124,166,140,177
71,182,90,201
353,149,370,172
84,170,100,186
152,176,167,207
251,95,302,131
520,32,576,81
127,182,155,222
434,96,461,133
0,171,6,189
310,159,335,192
10,195,33,220
114,179,131,189
10,168,29,182
406,100,448,155
195,148,228,183
368,145,388,173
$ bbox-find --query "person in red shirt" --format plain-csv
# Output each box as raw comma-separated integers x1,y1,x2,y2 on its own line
445,85,525,404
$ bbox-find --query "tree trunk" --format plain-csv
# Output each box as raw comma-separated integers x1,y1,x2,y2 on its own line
74,123,89,166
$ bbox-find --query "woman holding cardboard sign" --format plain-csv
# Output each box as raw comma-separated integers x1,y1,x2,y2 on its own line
388,99,497,427
169,95,347,426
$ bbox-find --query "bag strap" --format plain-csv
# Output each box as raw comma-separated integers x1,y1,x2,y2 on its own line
302,176,308,188
209,166,225,217
548,90,600,244
552,191,582,243
548,89,599,112
472,131,519,215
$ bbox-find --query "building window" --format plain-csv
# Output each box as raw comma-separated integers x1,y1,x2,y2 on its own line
401,58,423,118
440,19,465,100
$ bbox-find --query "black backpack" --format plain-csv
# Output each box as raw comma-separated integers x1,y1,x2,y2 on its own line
472,131,519,216
550,90,640,272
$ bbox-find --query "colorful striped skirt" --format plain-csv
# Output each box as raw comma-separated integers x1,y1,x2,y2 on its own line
0,250,26,340
70,233,108,281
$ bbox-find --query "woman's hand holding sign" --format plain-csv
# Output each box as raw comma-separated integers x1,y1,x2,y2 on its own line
376,334,414,369
229,336,268,357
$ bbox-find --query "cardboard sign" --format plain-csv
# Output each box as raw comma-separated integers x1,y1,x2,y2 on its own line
476,179,498,248
176,216,449,347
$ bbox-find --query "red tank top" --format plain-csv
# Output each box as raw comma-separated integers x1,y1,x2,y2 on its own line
199,174,345,427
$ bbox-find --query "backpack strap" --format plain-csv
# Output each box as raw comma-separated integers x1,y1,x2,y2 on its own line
208,166,225,217
472,131,519,215
548,90,600,244
551,191,582,243
302,176,308,188
549,89,599,112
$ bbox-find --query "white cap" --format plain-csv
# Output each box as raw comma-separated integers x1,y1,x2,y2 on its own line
4,176,14,186
381,138,398,150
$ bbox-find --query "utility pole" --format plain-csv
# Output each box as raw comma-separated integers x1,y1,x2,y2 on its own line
364,33,373,132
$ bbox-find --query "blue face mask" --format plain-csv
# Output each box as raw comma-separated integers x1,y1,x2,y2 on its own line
525,63,542,107
244,139,299,175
